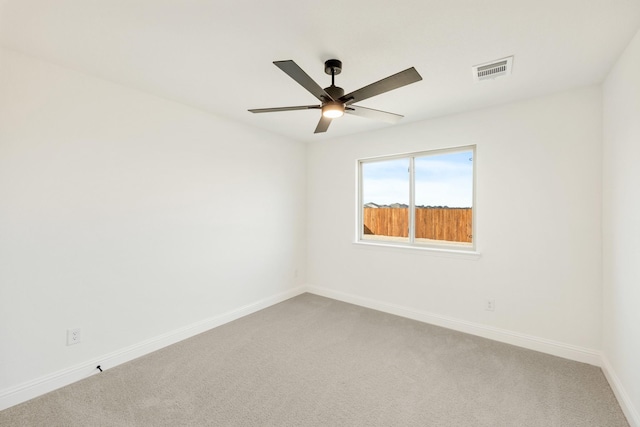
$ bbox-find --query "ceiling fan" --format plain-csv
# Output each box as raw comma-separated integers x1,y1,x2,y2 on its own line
248,59,423,134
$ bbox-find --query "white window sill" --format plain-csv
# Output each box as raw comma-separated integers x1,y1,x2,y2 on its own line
353,240,481,259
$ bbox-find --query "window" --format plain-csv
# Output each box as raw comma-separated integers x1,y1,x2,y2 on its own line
358,146,475,251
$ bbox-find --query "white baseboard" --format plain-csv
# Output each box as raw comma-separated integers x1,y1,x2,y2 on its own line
305,285,602,366
6,286,634,426
308,285,640,426
0,286,306,411
601,355,640,427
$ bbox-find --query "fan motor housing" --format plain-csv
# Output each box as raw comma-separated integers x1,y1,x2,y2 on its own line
324,85,345,101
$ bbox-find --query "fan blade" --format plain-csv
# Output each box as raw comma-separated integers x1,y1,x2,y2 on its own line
314,116,332,134
345,105,403,123
340,67,422,105
248,105,320,113
274,60,334,102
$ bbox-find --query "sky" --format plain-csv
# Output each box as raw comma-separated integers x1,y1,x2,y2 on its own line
361,150,473,208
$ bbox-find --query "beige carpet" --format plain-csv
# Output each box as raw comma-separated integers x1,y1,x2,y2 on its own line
0,293,629,426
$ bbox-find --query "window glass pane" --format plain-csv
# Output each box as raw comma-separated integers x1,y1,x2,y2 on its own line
414,150,473,246
361,158,409,243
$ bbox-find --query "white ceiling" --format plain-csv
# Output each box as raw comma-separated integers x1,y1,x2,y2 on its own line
1,0,639,142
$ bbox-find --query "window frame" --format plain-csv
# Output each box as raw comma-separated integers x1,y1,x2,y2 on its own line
356,145,477,253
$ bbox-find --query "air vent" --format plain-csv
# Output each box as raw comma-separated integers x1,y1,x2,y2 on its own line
472,56,513,83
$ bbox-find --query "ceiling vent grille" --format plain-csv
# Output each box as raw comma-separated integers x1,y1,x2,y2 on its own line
472,56,513,82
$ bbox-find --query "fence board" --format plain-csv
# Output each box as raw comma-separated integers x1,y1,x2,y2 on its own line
364,207,472,243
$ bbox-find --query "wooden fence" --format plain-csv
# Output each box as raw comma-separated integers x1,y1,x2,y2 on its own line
363,207,472,243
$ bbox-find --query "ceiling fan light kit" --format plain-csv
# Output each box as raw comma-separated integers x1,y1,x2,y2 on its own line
322,102,345,118
249,58,423,134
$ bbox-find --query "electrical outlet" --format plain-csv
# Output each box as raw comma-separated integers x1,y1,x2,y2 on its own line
67,328,81,346
485,299,495,311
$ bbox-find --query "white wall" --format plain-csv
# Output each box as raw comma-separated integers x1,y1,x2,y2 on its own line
603,28,640,425
4,36,637,419
307,86,603,354
0,48,306,395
